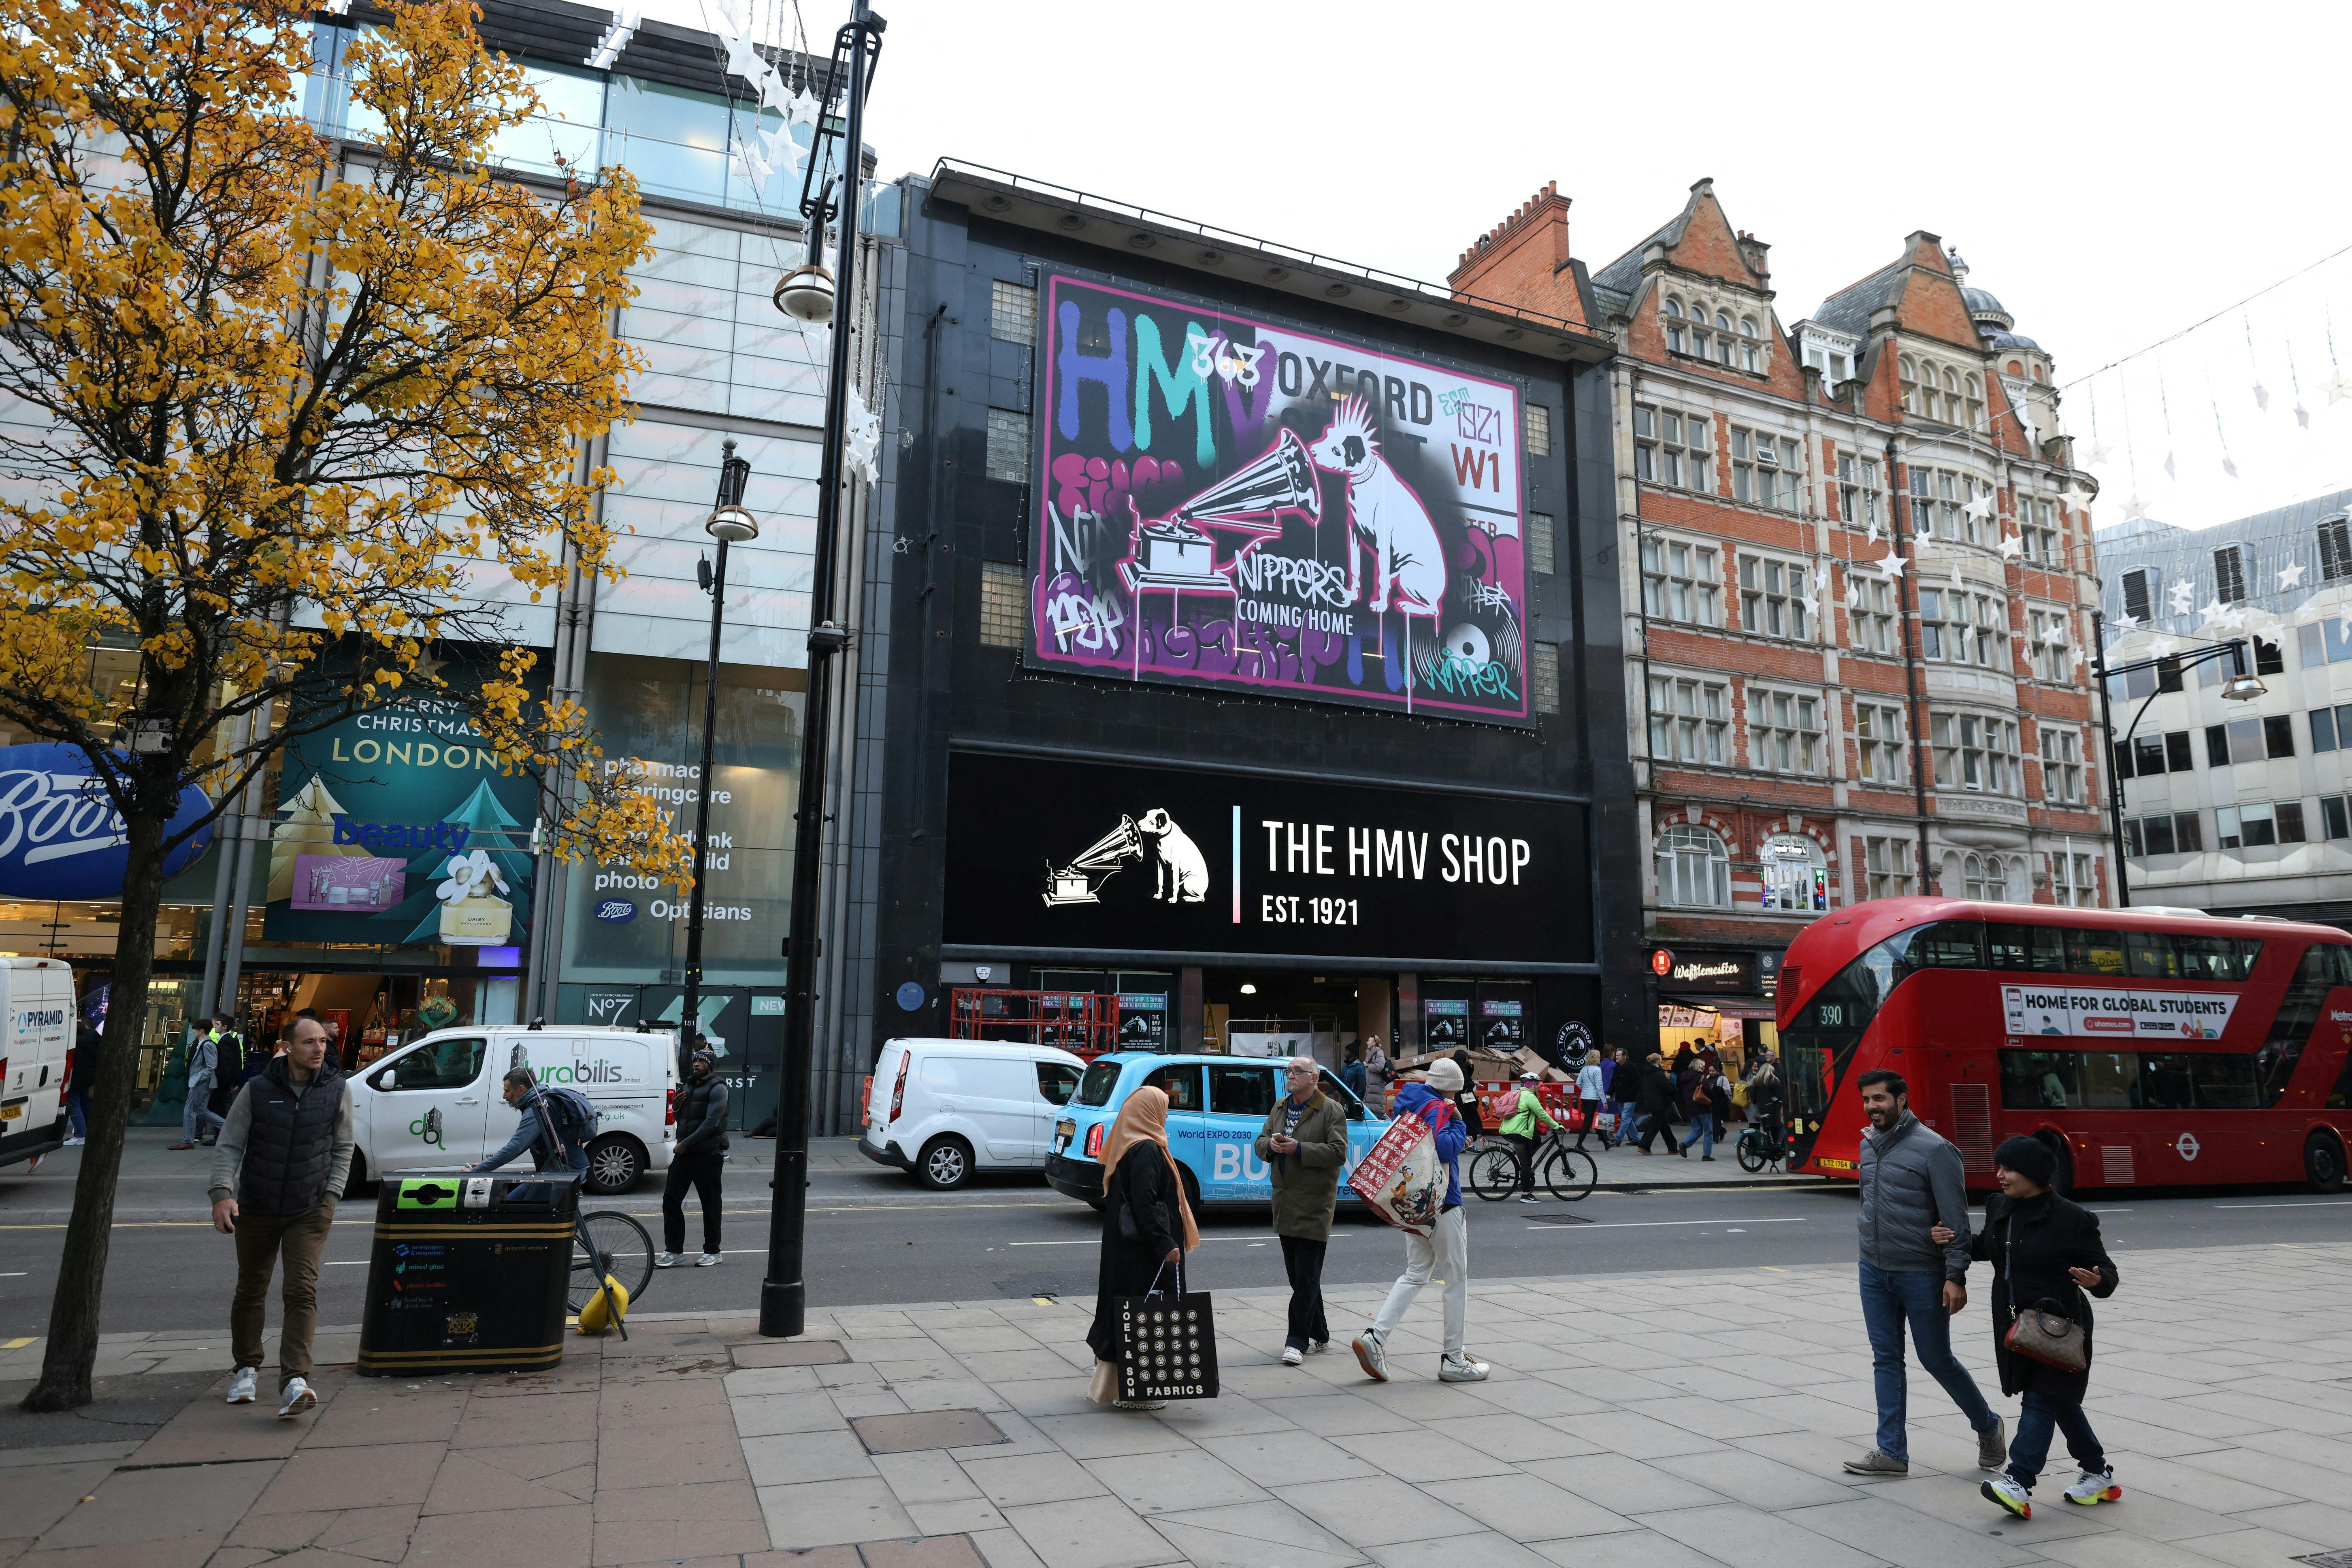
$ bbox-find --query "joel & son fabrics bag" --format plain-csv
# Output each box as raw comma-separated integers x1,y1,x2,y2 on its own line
1112,1261,1219,1403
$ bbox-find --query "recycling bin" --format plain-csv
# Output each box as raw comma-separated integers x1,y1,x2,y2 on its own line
356,1172,580,1376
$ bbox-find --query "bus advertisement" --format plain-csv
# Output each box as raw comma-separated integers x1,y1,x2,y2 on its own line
1775,898,2352,1193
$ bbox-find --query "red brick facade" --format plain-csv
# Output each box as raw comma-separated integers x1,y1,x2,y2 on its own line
1454,179,2111,961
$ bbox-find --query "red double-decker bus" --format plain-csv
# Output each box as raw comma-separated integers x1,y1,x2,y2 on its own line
1776,897,2352,1193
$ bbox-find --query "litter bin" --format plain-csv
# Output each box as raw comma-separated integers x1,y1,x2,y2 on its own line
356,1172,579,1376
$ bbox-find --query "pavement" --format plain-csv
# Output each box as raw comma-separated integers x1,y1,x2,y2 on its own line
0,1239,2349,1566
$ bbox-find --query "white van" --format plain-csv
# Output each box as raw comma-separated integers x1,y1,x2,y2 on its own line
0,959,74,1169
859,1038,1087,1191
349,1023,680,1194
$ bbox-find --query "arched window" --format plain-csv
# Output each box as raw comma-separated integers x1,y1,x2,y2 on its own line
1692,308,1712,360
1739,317,1760,372
1760,832,1827,913
2005,359,2023,375
1657,825,1731,909
1962,854,2012,903
1664,297,1686,354
1715,313,1735,366
1899,356,1920,414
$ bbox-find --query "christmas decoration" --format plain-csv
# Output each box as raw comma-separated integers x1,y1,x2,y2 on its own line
2279,562,2307,590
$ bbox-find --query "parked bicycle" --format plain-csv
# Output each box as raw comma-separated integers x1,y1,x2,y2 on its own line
569,1207,654,1320
1468,1128,1598,1202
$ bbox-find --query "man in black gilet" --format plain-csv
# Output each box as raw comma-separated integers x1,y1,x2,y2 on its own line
208,1016,352,1418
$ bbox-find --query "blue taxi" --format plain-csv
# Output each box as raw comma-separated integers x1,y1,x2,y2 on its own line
1045,1053,1389,1209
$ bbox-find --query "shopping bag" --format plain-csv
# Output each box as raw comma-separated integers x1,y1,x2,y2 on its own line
1347,1106,1448,1236
1111,1262,1219,1403
1595,1110,1618,1133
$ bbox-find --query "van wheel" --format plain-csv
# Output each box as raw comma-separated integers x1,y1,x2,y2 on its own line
347,1149,374,1198
1178,1162,1202,1214
586,1136,646,1194
2306,1132,2347,1194
2034,1130,2075,1197
918,1136,973,1191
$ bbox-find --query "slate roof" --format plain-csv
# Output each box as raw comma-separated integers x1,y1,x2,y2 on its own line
1809,262,1902,337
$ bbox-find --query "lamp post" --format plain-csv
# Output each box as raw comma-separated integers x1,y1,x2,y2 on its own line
2090,620,2264,909
761,2,884,1340
679,441,755,1063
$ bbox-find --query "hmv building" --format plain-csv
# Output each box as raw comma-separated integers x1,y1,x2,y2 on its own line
868,163,1643,1072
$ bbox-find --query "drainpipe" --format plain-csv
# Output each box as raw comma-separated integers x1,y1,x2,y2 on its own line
1887,436,1933,892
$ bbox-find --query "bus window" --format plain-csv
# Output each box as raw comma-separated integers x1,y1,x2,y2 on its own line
2001,1051,2074,1109
2175,934,2264,982
2139,1054,2195,1110
2190,1053,2261,1110
2126,931,2180,979
1908,921,1986,970
2067,929,2128,975
1988,923,2067,972
2077,1052,2136,1108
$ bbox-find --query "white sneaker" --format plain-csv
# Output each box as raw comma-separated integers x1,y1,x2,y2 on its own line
225,1367,257,1404
653,1252,681,1268
1304,1338,1329,1355
61,1137,83,1147
277,1377,316,1419
1351,1331,1389,1383
2063,1468,2121,1506
1516,1194,1542,1204
1281,1345,1304,1366
1981,1471,2031,1519
696,1252,722,1267
1438,1351,1490,1383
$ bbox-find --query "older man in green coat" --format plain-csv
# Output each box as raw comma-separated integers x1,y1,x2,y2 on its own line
1256,1055,1351,1366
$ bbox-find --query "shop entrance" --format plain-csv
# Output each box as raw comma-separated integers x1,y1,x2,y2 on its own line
1203,971,1392,1069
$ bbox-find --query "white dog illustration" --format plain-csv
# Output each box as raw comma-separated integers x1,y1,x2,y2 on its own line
1307,397,1446,615
1136,808,1208,903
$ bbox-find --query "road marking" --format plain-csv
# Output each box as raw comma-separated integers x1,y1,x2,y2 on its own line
2214,1200,2352,1209
1525,1217,1809,1231
0,1336,31,1347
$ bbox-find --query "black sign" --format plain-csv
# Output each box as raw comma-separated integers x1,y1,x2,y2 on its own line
943,752,1588,965
1658,948,1758,993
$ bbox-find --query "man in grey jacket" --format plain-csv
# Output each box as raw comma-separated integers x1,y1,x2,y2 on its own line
1844,1068,2006,1477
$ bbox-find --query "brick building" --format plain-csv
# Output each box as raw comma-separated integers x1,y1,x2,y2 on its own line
1454,179,2109,1042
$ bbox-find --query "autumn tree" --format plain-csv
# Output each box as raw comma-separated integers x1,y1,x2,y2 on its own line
0,0,694,1409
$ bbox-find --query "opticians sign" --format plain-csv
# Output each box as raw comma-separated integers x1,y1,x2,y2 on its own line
1029,273,1533,726
2001,984,2237,1041
942,752,1588,965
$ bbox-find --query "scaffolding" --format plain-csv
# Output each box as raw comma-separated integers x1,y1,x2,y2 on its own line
947,989,1125,1056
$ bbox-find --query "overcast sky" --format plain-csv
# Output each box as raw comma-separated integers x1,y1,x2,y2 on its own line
646,0,2352,531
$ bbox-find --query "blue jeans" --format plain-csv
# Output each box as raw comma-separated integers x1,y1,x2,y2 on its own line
1611,1099,1639,1146
2008,1388,2105,1489
1687,1112,1716,1157
1858,1261,1997,1461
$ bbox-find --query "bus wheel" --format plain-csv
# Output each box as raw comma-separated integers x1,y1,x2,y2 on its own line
2034,1130,2075,1197
2305,1132,2347,1195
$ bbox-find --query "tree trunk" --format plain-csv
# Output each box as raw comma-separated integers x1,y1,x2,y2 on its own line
21,806,172,1412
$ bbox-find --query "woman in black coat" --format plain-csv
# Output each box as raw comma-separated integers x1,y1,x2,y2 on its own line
1634,1054,1681,1155
1935,1136,2121,1519
1086,1087,1199,1410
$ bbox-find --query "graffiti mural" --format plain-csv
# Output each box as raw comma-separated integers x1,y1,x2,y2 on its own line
1030,276,1533,726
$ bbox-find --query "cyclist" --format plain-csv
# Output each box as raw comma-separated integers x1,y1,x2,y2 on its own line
1496,1072,1562,1204
1744,1051,1786,1153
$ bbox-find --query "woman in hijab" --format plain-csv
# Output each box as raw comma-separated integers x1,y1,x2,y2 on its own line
1086,1086,1201,1410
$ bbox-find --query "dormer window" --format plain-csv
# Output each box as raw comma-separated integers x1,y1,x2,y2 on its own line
1664,297,1686,354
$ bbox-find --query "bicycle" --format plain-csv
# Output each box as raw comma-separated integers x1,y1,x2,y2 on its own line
1469,1128,1598,1202
1735,1113,1787,1174
568,1206,655,1322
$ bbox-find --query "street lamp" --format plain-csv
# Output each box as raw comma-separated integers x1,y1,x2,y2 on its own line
2091,619,2264,909
678,441,755,1067
761,2,884,1340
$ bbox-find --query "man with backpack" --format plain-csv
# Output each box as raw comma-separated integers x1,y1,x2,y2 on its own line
470,1069,595,1178
658,1048,729,1269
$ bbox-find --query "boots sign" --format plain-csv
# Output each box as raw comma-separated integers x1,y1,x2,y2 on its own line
943,752,1587,965
0,743,213,899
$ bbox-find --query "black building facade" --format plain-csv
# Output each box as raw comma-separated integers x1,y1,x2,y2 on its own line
869,163,1643,1067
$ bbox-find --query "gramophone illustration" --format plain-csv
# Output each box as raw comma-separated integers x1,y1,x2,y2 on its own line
1043,808,1209,907
1118,427,1322,599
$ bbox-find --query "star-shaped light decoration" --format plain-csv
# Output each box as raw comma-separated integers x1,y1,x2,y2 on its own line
1881,548,1907,579
2067,486,2096,513
2015,402,2037,443
2084,439,2112,466
721,26,768,87
1998,531,2024,560
2339,606,2352,646
2280,562,2307,591
2254,381,2270,413
2198,598,2228,626
1867,519,1881,546
1964,489,1995,522
2297,399,2313,430
843,386,883,484
729,132,770,192
1950,564,1964,589
2168,580,2196,616
2125,495,2153,523
1799,593,1821,630
2164,449,2177,480
2326,371,2352,405
2046,619,2069,646
1846,576,1864,607
760,121,798,175
787,89,822,130
2113,613,2142,633
2147,635,2177,659
2223,455,2240,479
